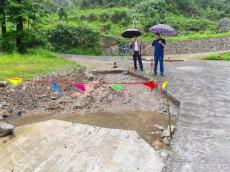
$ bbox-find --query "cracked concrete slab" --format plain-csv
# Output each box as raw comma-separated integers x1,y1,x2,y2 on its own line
0,120,163,172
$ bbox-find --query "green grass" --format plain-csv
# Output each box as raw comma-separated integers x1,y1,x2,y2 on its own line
0,48,79,81
43,7,230,43
204,52,230,61
143,31,230,42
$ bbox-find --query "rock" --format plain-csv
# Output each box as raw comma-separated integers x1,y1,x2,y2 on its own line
167,125,176,134
51,96,58,100
0,81,8,88
152,140,164,150
0,122,14,137
15,111,22,117
22,85,27,91
150,131,161,135
161,129,170,138
0,115,4,120
161,125,176,138
154,124,165,131
163,137,170,145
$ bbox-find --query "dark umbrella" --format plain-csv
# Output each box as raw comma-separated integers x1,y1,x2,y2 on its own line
149,24,177,36
121,29,142,38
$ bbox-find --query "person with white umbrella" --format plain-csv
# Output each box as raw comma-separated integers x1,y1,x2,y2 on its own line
129,36,145,71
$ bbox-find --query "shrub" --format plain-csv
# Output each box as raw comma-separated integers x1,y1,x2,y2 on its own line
99,13,110,22
111,11,128,24
80,15,88,21
23,29,53,50
48,25,101,54
99,24,111,32
0,32,16,52
88,13,98,21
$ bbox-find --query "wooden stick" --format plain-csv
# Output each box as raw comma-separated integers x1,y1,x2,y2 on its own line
167,97,172,139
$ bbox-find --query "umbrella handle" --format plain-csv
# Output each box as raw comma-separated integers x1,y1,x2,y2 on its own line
132,14,136,29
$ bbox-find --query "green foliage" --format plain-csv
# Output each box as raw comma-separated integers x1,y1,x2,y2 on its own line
24,29,54,50
204,52,230,61
165,15,217,32
48,25,101,54
0,0,230,55
0,48,78,80
99,13,110,22
58,8,68,21
0,32,16,52
111,11,129,24
80,0,141,9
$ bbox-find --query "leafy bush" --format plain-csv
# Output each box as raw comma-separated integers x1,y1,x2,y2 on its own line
165,15,216,32
99,24,111,32
24,29,53,50
111,11,128,24
80,0,141,9
80,14,97,22
0,32,16,52
88,13,98,21
48,25,101,54
99,13,110,22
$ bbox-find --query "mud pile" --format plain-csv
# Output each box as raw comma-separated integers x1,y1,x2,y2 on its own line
0,68,167,118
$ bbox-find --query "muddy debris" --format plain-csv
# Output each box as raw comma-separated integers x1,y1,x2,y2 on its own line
0,68,168,120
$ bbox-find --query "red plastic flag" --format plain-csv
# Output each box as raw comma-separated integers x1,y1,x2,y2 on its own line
143,82,156,91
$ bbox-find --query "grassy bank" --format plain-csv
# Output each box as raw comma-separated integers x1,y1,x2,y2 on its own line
0,49,78,80
204,52,230,61
42,7,230,43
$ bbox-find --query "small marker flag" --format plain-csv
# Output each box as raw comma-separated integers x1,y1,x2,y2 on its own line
51,82,62,94
161,80,168,97
111,84,123,92
7,78,23,85
143,82,156,91
73,83,86,93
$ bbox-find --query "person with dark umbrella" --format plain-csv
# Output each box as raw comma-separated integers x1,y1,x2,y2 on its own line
147,33,166,76
129,36,145,71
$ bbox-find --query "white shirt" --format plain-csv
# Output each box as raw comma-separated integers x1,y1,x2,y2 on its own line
134,41,138,51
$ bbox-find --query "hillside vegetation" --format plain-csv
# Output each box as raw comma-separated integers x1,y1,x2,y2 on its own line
0,0,230,55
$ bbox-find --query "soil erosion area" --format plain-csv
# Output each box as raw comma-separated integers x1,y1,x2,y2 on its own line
0,68,175,149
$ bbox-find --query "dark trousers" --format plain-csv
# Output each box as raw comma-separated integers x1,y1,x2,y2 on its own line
133,51,143,70
154,55,164,74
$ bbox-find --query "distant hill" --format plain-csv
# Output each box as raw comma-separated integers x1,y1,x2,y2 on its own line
46,0,230,42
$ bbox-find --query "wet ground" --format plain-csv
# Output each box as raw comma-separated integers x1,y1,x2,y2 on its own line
64,55,230,171
1,70,174,150
7,111,174,148
164,61,230,172
0,120,164,172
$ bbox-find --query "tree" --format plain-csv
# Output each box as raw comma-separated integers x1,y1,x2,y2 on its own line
7,0,50,53
0,0,7,38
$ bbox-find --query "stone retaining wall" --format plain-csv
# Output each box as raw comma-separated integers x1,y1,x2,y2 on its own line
163,37,230,55
105,37,230,55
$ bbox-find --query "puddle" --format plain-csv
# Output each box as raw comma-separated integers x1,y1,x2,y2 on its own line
2,71,178,150
6,111,175,148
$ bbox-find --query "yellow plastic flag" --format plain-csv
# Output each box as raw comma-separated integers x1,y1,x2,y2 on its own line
162,80,168,90
7,77,23,85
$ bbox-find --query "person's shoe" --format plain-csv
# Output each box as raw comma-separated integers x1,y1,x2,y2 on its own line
161,73,164,76
141,69,144,71
154,72,157,76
